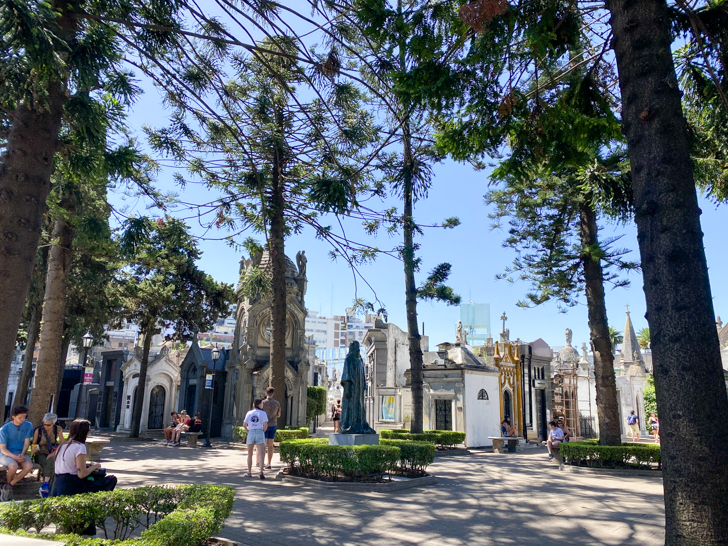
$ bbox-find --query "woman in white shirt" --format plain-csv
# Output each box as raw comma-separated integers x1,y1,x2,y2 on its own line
51,419,102,497
243,399,268,479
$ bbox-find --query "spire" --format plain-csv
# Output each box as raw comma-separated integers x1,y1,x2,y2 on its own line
621,308,642,365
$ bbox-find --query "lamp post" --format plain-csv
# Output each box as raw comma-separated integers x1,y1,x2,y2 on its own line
203,345,220,448
75,330,94,418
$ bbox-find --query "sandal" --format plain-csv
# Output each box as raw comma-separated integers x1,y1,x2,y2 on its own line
259,473,265,480
244,472,252,478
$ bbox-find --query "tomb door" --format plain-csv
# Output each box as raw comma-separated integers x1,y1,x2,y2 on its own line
435,399,452,431
147,385,166,429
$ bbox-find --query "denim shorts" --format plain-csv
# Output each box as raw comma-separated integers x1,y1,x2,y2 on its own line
246,429,265,445
0,454,30,466
264,425,277,440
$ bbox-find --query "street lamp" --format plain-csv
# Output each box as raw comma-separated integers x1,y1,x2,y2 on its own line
203,345,220,448
75,330,94,418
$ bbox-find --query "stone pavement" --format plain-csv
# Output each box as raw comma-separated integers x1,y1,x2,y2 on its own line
96,438,665,546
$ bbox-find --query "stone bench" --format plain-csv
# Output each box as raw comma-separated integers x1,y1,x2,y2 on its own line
181,432,201,447
85,438,110,462
0,463,43,481
488,436,523,453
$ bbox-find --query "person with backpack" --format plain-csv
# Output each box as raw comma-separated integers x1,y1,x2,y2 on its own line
627,410,640,442
332,400,342,433
31,413,65,498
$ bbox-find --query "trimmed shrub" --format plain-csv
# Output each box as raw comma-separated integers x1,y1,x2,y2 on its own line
306,386,327,424
234,426,308,443
0,484,234,545
280,439,399,481
379,439,435,475
560,441,661,469
379,429,465,447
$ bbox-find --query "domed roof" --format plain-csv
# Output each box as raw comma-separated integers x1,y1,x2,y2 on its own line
559,344,578,362
258,250,299,279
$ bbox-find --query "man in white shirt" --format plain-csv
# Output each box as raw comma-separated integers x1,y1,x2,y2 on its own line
243,399,268,479
547,421,564,461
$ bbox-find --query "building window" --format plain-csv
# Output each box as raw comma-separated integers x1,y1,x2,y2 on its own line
477,389,488,400
380,396,396,421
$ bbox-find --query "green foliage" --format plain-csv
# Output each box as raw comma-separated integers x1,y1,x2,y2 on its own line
416,263,461,306
560,441,661,469
306,386,327,424
0,484,234,545
280,439,399,481
637,328,651,350
233,426,308,443
644,375,657,418
379,439,435,475
609,327,623,348
379,429,465,447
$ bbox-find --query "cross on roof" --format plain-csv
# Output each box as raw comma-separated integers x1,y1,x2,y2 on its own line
500,312,508,333
625,304,630,313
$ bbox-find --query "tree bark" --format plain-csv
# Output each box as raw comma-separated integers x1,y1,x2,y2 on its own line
129,330,153,438
28,196,77,428
0,0,74,414
53,334,71,410
606,0,728,542
402,120,425,434
15,304,41,409
269,107,288,427
579,202,621,446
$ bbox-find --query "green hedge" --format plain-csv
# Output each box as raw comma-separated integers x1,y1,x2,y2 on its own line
306,386,327,424
379,429,466,447
379,439,435,475
560,441,662,469
233,426,309,443
0,484,234,545
280,439,399,481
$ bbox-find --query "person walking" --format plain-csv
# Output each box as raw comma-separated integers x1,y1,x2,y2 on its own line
627,410,640,442
333,400,341,433
260,387,281,470
243,399,268,479
546,421,564,461
0,405,34,501
648,412,660,443
31,413,65,498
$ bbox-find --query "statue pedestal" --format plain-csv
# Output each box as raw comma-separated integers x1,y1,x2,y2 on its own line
329,433,379,446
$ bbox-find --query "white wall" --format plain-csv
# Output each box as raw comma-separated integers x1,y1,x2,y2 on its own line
463,372,501,448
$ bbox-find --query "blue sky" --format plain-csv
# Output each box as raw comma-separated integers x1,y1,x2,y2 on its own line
113,51,727,356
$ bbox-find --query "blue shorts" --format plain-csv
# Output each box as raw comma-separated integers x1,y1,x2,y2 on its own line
0,454,30,467
246,429,265,445
264,426,277,440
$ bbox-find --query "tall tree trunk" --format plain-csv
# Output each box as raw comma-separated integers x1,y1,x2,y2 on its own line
269,108,288,426
579,202,621,445
129,330,153,438
0,0,74,412
402,121,424,434
606,0,728,542
28,196,77,428
16,305,41,409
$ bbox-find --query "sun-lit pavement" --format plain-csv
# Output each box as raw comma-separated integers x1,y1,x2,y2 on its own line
99,438,665,546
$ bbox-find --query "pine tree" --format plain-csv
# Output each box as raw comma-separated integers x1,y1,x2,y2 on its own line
116,217,234,438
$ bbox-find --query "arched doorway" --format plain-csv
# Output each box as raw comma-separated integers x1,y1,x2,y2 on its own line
185,364,197,414
147,385,166,429
503,389,512,421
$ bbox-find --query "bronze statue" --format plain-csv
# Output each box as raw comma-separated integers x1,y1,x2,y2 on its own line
339,341,375,434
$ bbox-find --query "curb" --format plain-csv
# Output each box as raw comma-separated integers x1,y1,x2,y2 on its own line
560,465,662,478
276,472,437,492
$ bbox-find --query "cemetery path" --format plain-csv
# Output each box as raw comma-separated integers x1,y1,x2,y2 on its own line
100,440,664,545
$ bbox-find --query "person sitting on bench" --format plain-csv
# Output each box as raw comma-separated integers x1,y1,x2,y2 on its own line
164,412,180,445
187,413,203,434
501,417,518,437
169,411,191,446
547,421,564,461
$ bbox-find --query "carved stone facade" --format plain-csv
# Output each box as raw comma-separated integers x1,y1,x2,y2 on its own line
222,250,313,438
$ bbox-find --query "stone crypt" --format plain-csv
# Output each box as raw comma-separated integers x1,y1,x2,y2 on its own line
220,250,315,438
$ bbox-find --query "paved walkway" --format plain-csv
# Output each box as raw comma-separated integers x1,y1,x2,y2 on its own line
98,439,665,546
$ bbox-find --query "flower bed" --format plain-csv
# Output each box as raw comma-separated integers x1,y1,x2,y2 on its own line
379,429,466,447
280,439,399,482
379,439,435,477
233,426,309,443
560,441,661,469
0,484,234,546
